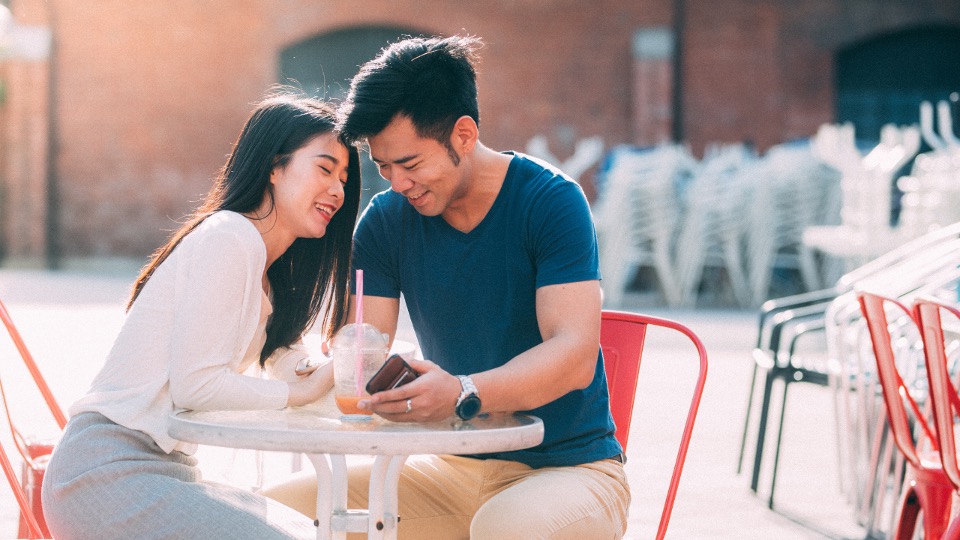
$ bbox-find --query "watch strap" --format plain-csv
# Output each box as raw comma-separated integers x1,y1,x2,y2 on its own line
455,375,481,420
456,375,479,405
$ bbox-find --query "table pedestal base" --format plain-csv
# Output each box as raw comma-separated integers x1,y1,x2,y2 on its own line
308,453,409,540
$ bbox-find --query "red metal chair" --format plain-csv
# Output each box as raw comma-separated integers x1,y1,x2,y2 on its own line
0,297,67,539
600,310,708,540
857,291,954,540
1,436,45,539
914,296,960,539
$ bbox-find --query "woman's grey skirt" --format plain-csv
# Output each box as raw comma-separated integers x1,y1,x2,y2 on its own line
42,412,315,540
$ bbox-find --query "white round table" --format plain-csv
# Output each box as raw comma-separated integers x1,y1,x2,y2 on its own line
169,397,543,540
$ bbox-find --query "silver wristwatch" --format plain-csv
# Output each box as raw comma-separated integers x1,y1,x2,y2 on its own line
455,375,482,420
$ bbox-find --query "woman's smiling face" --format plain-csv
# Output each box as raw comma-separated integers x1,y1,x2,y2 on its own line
269,131,349,240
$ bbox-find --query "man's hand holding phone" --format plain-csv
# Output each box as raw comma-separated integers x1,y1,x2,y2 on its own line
366,354,419,394
361,357,467,423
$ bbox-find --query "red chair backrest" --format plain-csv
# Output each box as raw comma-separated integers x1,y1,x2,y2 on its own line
0,440,44,539
600,311,646,451
0,299,67,429
599,310,708,540
0,297,64,538
857,291,938,470
914,297,960,490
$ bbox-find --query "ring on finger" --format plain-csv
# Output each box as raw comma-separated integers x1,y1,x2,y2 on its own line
405,398,413,414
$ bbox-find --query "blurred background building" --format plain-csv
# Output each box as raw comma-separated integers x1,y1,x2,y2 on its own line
0,0,958,267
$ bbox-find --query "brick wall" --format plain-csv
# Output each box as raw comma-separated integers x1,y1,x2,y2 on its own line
632,27,676,146
1,0,51,262
1,0,959,259
11,0,672,259
681,0,960,155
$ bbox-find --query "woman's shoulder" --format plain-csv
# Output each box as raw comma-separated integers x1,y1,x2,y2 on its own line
198,210,254,232
192,211,258,239
183,211,264,261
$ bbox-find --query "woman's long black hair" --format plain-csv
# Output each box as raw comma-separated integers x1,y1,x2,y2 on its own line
128,88,361,365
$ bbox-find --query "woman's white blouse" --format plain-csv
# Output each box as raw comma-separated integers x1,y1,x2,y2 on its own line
70,211,309,454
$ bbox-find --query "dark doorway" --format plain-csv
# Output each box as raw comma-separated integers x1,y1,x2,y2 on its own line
836,25,960,146
836,25,960,223
279,26,428,209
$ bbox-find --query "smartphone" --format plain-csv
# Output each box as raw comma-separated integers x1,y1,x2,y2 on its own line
295,356,324,376
366,354,419,394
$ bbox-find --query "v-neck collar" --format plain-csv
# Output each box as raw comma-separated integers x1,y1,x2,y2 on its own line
433,153,518,242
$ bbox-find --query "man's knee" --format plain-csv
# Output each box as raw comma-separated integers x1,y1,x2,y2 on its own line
260,470,320,518
471,496,624,540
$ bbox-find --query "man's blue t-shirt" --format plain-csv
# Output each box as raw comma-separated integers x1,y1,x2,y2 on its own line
352,152,622,468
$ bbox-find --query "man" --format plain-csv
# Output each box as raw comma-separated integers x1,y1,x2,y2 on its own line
268,35,629,539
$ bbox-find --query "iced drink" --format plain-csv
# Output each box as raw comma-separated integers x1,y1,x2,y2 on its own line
331,322,388,419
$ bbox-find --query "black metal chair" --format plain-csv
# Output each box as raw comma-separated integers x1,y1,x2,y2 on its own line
737,288,836,508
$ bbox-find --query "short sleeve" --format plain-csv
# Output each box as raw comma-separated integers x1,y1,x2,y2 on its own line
529,180,601,288
353,193,403,298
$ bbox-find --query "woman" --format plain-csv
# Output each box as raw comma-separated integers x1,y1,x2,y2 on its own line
42,89,361,540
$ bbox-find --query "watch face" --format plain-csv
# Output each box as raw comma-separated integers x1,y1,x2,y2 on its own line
457,395,482,420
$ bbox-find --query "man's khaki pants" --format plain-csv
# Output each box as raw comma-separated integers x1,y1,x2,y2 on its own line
263,454,630,539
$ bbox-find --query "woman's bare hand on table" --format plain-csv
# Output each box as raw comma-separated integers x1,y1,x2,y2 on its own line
287,360,334,407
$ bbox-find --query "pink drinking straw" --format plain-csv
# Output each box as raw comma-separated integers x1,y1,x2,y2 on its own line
354,269,364,396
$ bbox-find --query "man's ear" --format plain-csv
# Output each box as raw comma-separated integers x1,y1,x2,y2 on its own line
450,115,479,155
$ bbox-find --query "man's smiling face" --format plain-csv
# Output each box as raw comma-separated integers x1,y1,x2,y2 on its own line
368,115,470,217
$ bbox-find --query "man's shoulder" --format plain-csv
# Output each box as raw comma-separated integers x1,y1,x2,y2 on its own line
370,188,406,208
507,153,588,205
362,189,408,221
510,152,570,182
355,189,410,243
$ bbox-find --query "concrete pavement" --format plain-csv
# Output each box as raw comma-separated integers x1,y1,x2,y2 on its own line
0,263,866,539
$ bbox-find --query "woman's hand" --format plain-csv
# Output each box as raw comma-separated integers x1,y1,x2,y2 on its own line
286,360,333,407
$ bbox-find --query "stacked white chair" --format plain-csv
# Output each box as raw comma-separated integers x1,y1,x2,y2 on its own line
597,133,904,309
594,144,696,307
899,102,960,237
810,122,923,284
673,144,757,307
898,150,960,237
745,144,842,306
